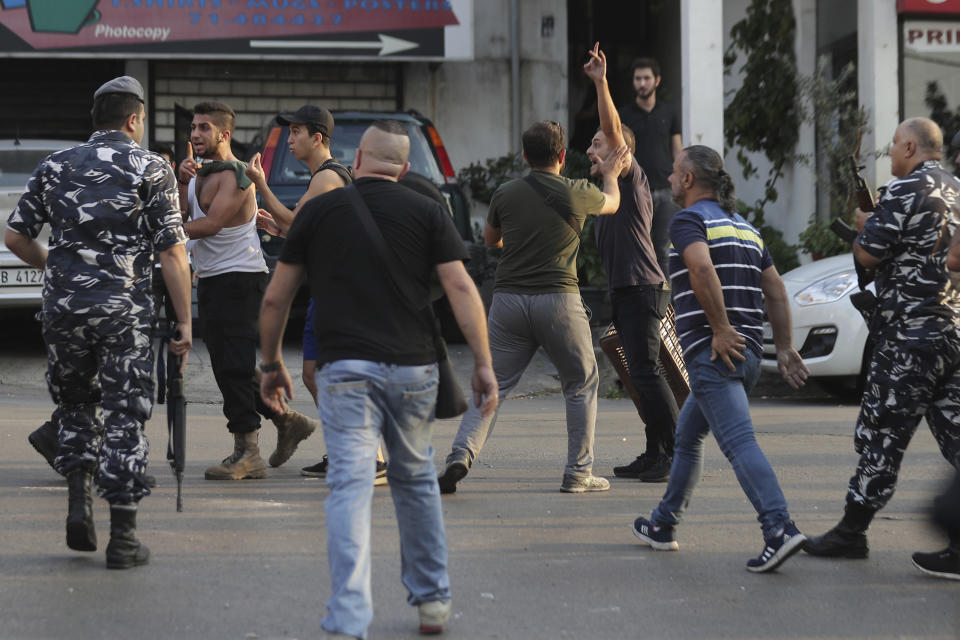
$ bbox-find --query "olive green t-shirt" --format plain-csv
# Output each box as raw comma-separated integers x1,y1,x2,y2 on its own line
488,171,606,294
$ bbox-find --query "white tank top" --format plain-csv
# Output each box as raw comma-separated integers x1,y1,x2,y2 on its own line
187,177,268,278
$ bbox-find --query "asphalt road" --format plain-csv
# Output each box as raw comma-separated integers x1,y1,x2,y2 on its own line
0,321,957,639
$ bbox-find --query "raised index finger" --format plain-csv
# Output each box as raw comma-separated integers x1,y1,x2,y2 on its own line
187,141,194,159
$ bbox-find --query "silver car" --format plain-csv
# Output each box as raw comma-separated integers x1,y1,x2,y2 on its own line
1,139,79,309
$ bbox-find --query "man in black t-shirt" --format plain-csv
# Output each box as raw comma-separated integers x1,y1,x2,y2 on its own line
258,120,497,639
619,57,682,278
586,43,677,483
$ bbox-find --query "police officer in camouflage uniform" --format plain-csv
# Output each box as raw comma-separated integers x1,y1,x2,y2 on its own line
3,76,193,569
805,118,960,574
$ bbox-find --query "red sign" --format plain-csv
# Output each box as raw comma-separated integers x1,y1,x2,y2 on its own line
0,0,460,56
899,0,960,14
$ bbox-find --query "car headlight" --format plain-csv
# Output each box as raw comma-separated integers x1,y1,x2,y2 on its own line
794,272,858,306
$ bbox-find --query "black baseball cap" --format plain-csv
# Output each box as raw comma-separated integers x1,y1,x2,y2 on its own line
276,105,334,138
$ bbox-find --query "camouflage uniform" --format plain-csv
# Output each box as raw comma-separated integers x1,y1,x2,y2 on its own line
7,130,187,505
851,159,960,511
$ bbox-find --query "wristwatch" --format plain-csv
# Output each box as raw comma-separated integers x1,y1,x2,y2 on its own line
259,361,283,373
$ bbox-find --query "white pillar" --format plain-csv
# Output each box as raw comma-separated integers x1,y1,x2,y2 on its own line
790,0,818,250
681,0,724,151
858,0,898,190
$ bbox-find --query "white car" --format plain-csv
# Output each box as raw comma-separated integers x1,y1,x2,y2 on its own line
761,253,873,396
1,139,79,309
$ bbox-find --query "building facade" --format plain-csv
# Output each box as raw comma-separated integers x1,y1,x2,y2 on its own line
1,1,952,259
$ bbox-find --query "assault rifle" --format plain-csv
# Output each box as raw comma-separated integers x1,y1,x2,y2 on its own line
165,326,186,512
154,272,187,512
829,156,878,320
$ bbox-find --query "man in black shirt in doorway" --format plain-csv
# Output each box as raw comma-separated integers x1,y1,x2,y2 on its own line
620,57,682,278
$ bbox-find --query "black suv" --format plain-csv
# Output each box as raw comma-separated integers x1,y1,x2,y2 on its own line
249,110,482,339
251,109,472,260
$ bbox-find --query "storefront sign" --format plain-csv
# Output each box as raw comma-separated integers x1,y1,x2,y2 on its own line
904,20,960,51
899,0,960,14
0,0,472,59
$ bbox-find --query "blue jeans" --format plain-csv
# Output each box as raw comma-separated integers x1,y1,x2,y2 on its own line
316,360,450,639
650,347,791,540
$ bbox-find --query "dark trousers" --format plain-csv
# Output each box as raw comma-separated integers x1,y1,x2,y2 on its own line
610,284,678,456
650,188,680,280
197,271,276,433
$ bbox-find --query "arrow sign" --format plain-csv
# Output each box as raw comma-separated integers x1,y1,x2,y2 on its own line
249,33,418,56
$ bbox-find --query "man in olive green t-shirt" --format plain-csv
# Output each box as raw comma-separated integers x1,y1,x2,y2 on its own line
438,120,629,494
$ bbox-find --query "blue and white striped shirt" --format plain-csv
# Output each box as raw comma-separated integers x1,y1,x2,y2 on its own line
668,199,772,358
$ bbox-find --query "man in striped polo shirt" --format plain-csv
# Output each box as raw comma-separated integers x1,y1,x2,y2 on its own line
631,145,810,573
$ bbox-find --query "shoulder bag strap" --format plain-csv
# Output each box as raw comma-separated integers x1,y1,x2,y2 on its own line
522,174,582,237
342,183,440,340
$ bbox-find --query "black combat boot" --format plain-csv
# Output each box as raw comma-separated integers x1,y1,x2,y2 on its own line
105,505,150,569
804,502,875,559
65,470,96,552
28,420,61,474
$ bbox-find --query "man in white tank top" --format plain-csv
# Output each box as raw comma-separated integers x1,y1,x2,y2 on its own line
177,101,317,481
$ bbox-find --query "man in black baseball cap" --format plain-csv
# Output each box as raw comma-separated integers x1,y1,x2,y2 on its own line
275,105,335,141
245,104,364,475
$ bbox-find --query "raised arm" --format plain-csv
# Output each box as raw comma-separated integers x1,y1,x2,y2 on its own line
245,154,344,236
583,42,625,149
177,142,199,219
596,144,631,214
182,172,252,239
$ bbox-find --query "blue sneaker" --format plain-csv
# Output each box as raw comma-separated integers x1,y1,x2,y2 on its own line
746,521,807,573
632,517,679,551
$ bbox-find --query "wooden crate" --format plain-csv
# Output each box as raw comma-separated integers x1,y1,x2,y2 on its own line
599,304,690,419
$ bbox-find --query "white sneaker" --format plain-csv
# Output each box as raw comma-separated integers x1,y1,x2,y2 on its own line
560,474,611,493
418,599,451,634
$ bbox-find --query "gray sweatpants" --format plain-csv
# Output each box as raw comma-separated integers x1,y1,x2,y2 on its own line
446,291,599,478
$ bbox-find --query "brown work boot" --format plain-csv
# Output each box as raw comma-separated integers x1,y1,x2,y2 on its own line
268,409,318,467
204,431,268,480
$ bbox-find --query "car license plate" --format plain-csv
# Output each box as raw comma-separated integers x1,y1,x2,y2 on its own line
0,266,43,287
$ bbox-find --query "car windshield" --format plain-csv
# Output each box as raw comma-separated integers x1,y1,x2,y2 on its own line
270,120,444,186
0,149,51,187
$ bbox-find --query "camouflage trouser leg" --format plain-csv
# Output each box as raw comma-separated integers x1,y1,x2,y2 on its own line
44,314,156,504
848,336,960,511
